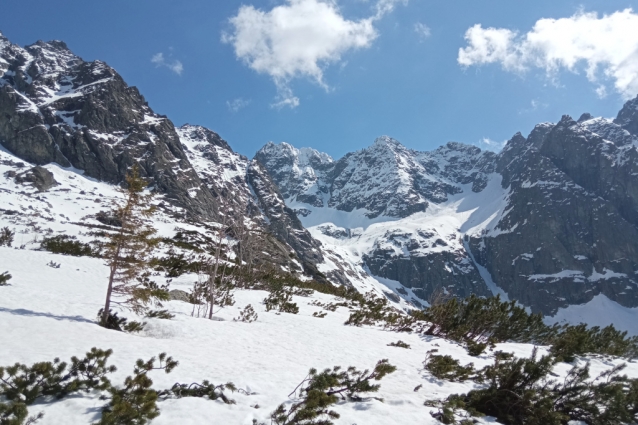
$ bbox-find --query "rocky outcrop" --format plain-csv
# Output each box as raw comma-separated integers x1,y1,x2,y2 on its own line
0,32,217,220
257,97,638,314
15,166,58,192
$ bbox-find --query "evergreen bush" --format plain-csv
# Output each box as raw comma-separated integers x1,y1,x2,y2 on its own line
234,304,258,323
0,227,14,247
424,355,475,382
0,272,11,286
422,295,557,345
429,348,638,425
159,381,237,404
40,235,97,257
264,284,300,314
387,340,411,349
144,310,174,320
97,309,146,333
0,348,116,425
94,353,178,425
550,323,638,362
268,359,397,425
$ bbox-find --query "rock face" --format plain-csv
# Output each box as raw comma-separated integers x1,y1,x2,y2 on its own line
257,98,638,314
256,137,495,219
468,113,638,314
176,124,329,277
0,32,216,219
0,33,329,282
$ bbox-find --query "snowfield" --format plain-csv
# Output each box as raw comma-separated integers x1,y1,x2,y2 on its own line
2,248,637,425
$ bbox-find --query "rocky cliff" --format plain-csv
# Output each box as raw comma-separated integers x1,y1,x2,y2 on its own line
257,100,638,314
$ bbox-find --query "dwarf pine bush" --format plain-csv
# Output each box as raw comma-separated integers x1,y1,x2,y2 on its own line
0,227,14,247
428,348,638,425
267,359,397,425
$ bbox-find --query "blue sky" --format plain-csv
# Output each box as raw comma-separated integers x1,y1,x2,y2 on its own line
1,0,637,158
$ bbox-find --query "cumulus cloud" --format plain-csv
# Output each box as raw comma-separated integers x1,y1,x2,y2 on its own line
458,9,638,99
477,137,507,152
226,98,252,112
222,0,406,108
151,53,184,75
414,22,431,41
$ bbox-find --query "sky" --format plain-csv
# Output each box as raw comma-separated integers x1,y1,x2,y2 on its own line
1,0,638,159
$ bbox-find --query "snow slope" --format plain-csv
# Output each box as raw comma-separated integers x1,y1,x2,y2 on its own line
2,247,637,424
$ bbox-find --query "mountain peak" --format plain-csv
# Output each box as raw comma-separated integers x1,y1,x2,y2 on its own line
614,94,638,135
373,135,402,147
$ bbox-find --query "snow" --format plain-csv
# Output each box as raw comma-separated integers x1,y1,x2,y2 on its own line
546,294,638,336
0,248,488,424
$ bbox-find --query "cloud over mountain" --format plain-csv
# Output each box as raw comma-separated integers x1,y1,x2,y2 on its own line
458,9,638,99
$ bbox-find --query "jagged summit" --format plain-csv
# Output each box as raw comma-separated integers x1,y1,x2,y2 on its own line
615,94,638,135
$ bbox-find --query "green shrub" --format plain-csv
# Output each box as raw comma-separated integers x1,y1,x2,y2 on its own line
466,340,488,357
234,304,258,323
94,353,178,425
550,323,638,362
424,355,475,382
0,272,11,286
159,381,237,404
0,227,14,247
429,349,638,425
144,310,174,320
152,251,205,277
263,283,300,314
268,359,396,425
97,309,146,333
387,340,411,349
422,295,557,345
0,348,116,425
40,235,98,257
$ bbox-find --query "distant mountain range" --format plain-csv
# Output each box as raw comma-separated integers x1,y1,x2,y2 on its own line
2,31,638,321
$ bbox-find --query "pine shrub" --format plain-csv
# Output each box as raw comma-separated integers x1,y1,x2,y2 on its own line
97,309,146,333
424,355,475,382
159,381,237,404
0,272,11,286
387,340,411,349
234,304,258,323
429,348,638,425
0,348,116,425
144,310,174,320
422,295,557,345
269,359,397,425
549,323,638,362
94,353,178,425
0,227,14,247
40,235,97,257
264,284,299,314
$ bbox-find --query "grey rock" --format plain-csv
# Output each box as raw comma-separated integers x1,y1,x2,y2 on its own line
15,166,58,192
168,289,191,303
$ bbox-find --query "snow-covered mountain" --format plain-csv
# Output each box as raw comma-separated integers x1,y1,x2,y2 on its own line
255,101,638,324
3,30,638,328
0,31,328,279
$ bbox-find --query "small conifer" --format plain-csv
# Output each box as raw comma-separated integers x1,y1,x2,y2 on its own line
100,165,162,326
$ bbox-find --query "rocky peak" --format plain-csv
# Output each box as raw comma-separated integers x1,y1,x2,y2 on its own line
614,95,638,135
178,124,232,152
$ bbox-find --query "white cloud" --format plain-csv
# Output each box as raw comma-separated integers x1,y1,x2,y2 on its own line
151,52,184,75
222,0,406,108
477,137,506,152
414,22,431,41
226,98,252,112
458,9,638,99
